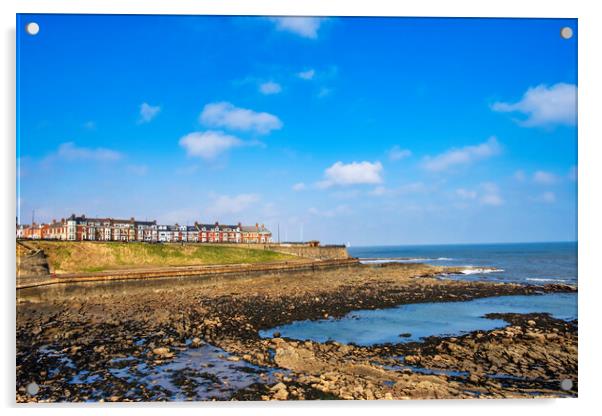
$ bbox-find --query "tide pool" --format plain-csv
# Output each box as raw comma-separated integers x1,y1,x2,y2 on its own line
260,293,577,346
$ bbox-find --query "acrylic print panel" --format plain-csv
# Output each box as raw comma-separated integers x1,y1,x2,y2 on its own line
16,14,578,402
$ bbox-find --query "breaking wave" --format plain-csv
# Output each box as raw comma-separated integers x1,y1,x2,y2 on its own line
460,268,504,275
359,257,454,264
526,277,569,283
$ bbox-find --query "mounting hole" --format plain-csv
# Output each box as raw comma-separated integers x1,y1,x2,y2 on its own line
26,382,39,396
26,22,40,36
560,27,573,40
560,379,573,391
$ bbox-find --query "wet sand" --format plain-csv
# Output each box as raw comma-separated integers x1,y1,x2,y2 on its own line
16,263,577,402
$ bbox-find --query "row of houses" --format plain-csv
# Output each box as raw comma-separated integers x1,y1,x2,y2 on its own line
16,214,273,244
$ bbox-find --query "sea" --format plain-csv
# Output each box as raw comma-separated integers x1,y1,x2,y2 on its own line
348,241,577,286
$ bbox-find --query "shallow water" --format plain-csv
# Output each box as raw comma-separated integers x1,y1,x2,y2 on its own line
260,293,577,346
111,344,278,400
56,343,278,401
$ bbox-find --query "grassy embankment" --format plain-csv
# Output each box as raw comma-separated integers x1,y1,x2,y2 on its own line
18,241,298,274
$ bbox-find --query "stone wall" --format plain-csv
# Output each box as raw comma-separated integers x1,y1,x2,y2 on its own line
266,244,349,260
207,242,350,260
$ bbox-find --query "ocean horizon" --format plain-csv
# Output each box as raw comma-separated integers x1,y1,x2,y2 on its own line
348,241,577,286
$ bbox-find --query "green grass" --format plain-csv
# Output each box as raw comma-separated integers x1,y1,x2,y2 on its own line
18,241,298,274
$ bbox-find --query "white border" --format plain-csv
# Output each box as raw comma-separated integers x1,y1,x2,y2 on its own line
2,1,601,415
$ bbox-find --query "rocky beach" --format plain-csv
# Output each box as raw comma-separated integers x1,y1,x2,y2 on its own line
16,262,578,402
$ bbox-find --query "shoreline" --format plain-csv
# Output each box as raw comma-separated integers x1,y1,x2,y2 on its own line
16,263,577,402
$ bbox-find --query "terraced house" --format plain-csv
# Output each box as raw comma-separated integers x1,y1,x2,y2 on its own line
16,214,272,244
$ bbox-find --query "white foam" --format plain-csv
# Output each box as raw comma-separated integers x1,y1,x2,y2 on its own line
526,278,568,283
360,259,416,264
359,257,453,264
460,268,504,275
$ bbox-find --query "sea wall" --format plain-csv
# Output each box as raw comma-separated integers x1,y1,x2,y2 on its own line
208,242,350,260
266,244,349,260
16,258,360,290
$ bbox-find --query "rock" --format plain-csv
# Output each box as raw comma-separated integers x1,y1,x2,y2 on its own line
525,332,546,342
270,382,287,391
274,345,323,372
190,337,202,347
527,320,536,326
338,344,351,354
404,355,420,365
152,347,174,357
270,382,289,400
227,356,240,362
273,389,289,400
399,333,412,338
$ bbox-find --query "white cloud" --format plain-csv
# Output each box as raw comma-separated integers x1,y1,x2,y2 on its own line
55,142,123,162
369,182,426,197
206,194,260,217
479,182,504,206
139,102,161,123
454,183,503,206
200,102,282,134
388,146,412,161
514,170,526,182
297,69,315,80
317,87,333,98
270,17,325,39
259,81,282,95
83,121,96,130
423,137,501,172
179,130,244,160
538,191,557,203
456,188,478,199
127,164,148,176
480,193,504,206
292,182,307,191
492,83,577,127
533,170,557,185
317,161,384,188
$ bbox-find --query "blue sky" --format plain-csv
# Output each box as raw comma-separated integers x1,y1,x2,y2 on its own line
17,15,577,245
